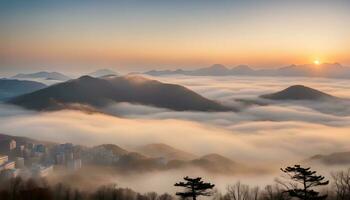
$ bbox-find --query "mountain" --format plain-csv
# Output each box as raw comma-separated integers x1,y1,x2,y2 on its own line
92,143,246,174
93,144,129,156
135,143,196,161
191,64,229,76
145,63,350,79
0,133,56,155
308,151,350,165
12,71,70,81
9,75,230,111
192,154,236,168
0,79,46,101
230,65,255,74
273,63,349,78
86,144,163,171
0,132,249,174
167,153,244,174
88,69,118,77
261,85,337,101
144,70,177,76
145,64,258,76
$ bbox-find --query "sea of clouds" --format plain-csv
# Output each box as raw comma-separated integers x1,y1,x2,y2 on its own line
1,75,350,192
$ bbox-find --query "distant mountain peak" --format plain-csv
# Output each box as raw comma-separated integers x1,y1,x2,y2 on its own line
231,65,254,74
78,75,94,80
233,65,251,70
88,69,118,78
209,64,227,69
286,85,311,90
94,144,128,156
261,85,336,100
122,74,151,82
307,151,350,165
70,75,102,84
200,153,233,162
12,71,70,81
136,143,196,161
9,75,230,111
0,79,46,101
144,62,350,79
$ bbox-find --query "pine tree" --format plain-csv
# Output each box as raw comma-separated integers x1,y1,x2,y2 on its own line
174,176,215,200
280,165,329,200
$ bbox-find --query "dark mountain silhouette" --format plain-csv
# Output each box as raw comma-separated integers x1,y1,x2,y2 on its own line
230,65,255,74
144,69,181,76
88,69,118,77
88,144,247,173
0,133,55,154
308,151,350,165
274,63,348,78
134,144,246,173
261,85,336,100
0,79,46,101
93,144,129,156
12,71,70,81
192,64,229,76
135,143,197,161
145,64,253,76
145,63,350,79
0,133,251,174
167,153,245,174
87,144,163,171
190,154,240,173
9,75,229,111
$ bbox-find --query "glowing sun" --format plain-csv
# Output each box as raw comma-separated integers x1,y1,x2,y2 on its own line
314,60,320,65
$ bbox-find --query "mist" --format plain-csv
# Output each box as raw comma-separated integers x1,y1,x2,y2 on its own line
1,75,350,193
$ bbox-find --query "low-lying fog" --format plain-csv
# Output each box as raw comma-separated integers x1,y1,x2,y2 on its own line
1,75,350,193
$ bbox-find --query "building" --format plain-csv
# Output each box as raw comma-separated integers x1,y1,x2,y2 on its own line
32,165,53,177
0,155,8,165
0,169,20,179
58,143,73,153
9,140,16,151
67,159,82,170
34,144,46,153
55,153,65,165
2,161,15,170
88,147,120,164
0,155,15,171
16,145,25,157
66,152,74,161
26,143,34,150
15,157,25,168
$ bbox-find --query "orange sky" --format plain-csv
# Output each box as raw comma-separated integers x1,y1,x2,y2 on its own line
1,1,349,72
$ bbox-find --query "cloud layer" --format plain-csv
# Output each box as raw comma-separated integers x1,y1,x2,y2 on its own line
1,75,350,192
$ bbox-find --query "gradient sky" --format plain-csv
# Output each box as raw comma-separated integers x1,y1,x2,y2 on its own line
1,0,350,74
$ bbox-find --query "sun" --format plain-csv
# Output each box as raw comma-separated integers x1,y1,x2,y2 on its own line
313,60,320,65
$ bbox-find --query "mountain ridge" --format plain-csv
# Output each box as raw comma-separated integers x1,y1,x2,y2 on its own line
307,151,350,165
8,75,230,112
88,69,118,77
145,63,350,79
261,85,337,101
135,143,197,161
0,79,46,101
12,71,70,81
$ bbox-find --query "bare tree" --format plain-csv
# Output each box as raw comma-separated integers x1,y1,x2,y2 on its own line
145,192,158,200
158,193,173,200
261,184,290,200
211,189,224,200
331,169,350,200
226,181,259,200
